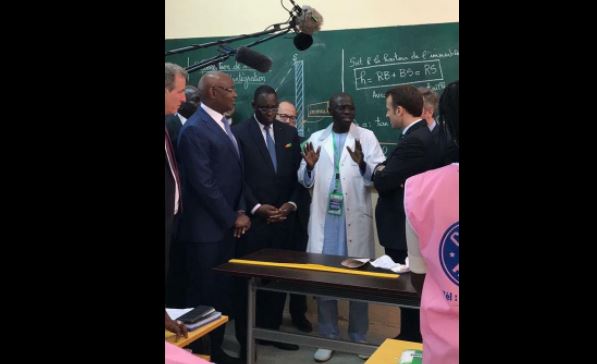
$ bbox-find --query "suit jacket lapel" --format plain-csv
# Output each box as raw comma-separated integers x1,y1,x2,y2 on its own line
273,121,286,171
201,109,242,166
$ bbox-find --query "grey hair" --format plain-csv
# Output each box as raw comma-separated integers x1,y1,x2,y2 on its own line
165,62,188,91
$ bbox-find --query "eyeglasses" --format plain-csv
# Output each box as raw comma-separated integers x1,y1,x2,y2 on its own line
214,86,235,94
277,113,297,120
257,106,278,113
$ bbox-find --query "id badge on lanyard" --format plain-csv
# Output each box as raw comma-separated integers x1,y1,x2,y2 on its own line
327,133,345,216
327,173,344,215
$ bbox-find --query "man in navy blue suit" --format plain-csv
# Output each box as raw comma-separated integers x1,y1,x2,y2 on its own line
232,86,303,357
176,71,251,364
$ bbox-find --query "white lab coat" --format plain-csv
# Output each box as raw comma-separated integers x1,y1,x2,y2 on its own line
298,123,386,259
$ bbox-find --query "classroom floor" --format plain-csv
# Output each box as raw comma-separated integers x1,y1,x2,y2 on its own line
220,297,400,364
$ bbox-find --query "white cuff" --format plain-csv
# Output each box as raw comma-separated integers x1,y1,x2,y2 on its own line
251,203,261,215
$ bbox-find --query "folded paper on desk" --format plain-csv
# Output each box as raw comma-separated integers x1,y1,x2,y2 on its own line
228,259,399,278
166,307,222,331
370,255,410,273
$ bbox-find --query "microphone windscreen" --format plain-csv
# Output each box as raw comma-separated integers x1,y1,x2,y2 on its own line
293,33,313,51
235,47,272,73
298,6,323,35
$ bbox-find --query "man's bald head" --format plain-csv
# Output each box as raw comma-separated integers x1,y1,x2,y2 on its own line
198,71,237,115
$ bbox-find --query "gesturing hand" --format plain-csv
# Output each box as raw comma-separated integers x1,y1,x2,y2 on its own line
346,139,365,169
302,142,321,171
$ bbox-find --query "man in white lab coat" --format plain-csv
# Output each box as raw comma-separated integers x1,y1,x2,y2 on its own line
297,92,385,362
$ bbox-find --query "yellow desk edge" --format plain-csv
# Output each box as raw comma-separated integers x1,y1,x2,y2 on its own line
165,315,229,347
229,259,399,279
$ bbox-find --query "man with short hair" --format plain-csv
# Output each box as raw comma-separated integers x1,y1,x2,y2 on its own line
372,85,437,343
177,71,251,364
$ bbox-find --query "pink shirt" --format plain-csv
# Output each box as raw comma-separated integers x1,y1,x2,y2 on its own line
404,163,459,364
165,341,210,364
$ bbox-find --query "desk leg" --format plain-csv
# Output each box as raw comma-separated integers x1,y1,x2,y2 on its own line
247,277,256,364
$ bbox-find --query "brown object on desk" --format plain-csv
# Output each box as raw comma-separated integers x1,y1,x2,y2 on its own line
165,315,229,348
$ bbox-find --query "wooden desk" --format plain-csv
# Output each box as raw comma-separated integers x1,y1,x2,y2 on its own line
365,339,423,364
215,249,420,364
165,315,229,348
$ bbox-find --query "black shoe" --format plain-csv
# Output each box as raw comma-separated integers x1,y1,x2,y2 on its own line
212,350,246,364
291,315,313,332
257,339,299,351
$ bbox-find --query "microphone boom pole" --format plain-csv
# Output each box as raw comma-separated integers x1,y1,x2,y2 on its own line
183,25,292,73
165,23,290,57
185,53,233,73
243,26,292,48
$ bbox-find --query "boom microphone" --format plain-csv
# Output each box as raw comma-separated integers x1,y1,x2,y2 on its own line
288,2,324,51
295,5,323,35
293,33,313,51
235,46,272,73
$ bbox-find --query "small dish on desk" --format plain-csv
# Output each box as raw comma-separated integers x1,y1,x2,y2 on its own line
341,258,369,269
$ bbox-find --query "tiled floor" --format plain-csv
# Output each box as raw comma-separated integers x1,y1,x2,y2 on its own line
220,298,401,363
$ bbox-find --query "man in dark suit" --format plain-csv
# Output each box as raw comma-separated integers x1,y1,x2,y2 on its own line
372,85,437,343
179,85,201,120
177,71,251,364
232,86,302,356
418,86,458,168
418,87,439,132
164,62,188,339
165,85,202,309
276,100,313,333
165,85,200,149
165,113,183,150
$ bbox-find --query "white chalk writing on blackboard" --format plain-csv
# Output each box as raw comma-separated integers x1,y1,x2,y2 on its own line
353,60,444,91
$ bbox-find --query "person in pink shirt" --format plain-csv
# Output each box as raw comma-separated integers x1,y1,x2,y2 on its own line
404,80,459,364
165,341,210,364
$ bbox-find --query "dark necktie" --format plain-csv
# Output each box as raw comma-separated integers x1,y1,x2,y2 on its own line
263,124,277,172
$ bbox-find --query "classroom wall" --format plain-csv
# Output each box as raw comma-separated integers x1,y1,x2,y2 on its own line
166,0,459,39
166,0,458,331
165,0,458,258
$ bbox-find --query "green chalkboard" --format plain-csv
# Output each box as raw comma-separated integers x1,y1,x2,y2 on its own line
165,22,458,155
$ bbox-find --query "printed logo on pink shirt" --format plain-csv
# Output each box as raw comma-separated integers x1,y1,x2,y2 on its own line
439,222,459,286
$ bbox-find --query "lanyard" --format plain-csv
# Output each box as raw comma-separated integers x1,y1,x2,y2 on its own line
332,133,341,191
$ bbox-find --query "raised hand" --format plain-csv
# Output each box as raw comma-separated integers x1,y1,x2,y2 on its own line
302,142,321,170
346,139,365,168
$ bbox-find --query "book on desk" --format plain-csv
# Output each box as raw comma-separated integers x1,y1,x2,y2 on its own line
166,306,222,331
